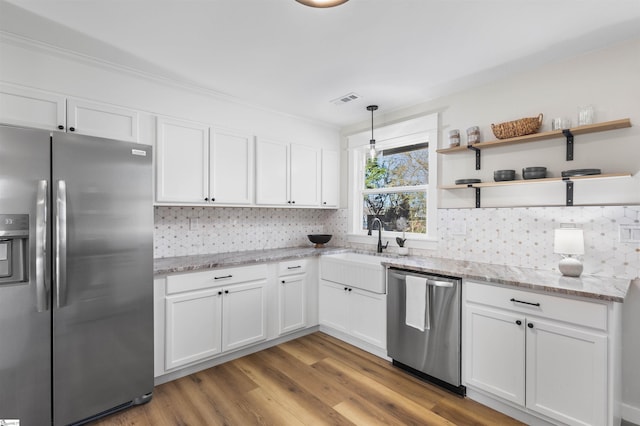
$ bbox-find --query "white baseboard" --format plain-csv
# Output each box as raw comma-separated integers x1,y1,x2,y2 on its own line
623,403,640,425
154,326,319,385
318,325,389,360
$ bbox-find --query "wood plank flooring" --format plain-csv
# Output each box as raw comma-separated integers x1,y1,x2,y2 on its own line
91,332,524,425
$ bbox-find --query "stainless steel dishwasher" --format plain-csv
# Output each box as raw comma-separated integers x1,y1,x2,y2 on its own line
387,267,465,395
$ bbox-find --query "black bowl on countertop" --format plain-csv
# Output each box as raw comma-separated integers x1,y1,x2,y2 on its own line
308,234,332,248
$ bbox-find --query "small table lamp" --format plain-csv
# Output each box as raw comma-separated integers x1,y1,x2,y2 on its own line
554,227,585,277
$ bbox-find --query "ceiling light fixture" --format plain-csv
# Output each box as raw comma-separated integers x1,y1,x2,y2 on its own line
367,105,378,160
295,0,349,8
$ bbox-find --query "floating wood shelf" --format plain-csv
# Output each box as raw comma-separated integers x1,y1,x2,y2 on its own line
439,173,632,190
436,118,631,154
439,173,633,207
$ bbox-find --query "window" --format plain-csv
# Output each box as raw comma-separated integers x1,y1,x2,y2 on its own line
347,113,438,246
362,143,428,233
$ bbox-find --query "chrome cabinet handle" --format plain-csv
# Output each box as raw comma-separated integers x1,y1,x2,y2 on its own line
214,274,232,280
36,180,49,312
56,180,68,308
287,265,302,270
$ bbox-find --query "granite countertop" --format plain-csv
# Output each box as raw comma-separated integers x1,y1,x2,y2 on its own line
154,246,350,275
382,257,630,303
154,246,632,303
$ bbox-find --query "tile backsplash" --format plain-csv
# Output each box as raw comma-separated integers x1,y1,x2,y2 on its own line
433,206,640,279
154,205,639,279
154,206,348,258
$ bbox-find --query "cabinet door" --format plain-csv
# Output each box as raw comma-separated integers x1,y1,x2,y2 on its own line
318,280,349,333
210,128,254,204
321,149,339,207
222,280,267,352
290,143,321,206
165,288,222,370
526,318,607,426
255,138,289,205
279,274,307,335
156,117,209,203
0,83,66,130
349,288,386,349
66,98,138,142
464,305,526,405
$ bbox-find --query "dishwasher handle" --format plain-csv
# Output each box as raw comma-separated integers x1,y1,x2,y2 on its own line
388,271,456,288
426,279,454,288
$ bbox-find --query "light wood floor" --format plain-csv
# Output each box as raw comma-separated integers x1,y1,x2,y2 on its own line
92,332,524,425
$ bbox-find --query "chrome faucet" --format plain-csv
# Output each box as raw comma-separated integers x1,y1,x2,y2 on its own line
368,217,388,253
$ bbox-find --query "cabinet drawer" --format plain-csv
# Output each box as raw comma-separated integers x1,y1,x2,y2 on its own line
279,259,308,276
167,264,268,294
464,280,608,331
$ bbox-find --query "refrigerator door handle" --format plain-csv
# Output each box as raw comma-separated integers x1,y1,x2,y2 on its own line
55,180,67,308
36,180,49,312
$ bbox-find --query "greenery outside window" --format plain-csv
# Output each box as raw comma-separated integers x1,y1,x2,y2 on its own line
363,143,428,233
347,113,438,247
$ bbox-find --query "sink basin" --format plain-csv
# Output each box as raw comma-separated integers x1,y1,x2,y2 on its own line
320,252,389,294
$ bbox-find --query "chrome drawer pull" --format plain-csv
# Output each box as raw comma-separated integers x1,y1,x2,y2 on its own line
214,274,233,280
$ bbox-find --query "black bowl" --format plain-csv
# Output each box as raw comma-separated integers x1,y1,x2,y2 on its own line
522,167,547,179
494,170,515,182
308,234,332,247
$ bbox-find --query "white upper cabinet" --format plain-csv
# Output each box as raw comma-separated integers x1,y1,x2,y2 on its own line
156,117,209,203
210,127,254,205
321,149,339,208
290,143,321,207
66,98,139,142
156,119,256,205
0,83,139,142
256,138,321,207
0,83,66,131
255,138,290,205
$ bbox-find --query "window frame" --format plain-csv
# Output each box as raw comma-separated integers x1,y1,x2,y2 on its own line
347,113,439,250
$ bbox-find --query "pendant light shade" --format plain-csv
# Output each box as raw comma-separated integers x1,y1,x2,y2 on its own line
295,0,349,8
367,105,378,160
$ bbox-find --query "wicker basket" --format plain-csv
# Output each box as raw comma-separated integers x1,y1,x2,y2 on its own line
491,113,543,139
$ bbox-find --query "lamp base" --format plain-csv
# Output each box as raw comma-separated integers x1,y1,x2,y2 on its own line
558,257,583,277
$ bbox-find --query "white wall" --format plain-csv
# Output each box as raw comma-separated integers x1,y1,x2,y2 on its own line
342,37,640,208
340,38,640,419
0,34,340,150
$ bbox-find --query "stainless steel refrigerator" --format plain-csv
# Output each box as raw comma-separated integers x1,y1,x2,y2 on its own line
0,125,154,425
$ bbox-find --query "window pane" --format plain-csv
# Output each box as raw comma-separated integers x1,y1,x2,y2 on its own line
365,143,428,189
362,191,426,233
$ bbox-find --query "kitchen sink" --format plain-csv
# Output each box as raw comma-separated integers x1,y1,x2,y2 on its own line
320,252,390,294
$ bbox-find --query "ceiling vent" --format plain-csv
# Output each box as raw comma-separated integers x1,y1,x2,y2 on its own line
330,92,361,106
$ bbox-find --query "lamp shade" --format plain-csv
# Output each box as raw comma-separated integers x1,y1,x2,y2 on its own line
553,228,584,255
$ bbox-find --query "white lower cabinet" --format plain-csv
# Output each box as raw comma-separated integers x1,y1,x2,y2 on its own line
463,280,618,426
278,260,308,335
319,279,386,349
464,305,525,405
162,265,267,371
165,288,223,370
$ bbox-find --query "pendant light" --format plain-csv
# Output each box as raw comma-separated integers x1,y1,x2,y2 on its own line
367,105,379,160
295,0,349,8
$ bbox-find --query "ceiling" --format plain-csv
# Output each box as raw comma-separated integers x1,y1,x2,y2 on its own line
2,0,640,128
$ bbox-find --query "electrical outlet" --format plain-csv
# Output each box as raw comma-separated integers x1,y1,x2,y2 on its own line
188,217,199,231
619,224,640,243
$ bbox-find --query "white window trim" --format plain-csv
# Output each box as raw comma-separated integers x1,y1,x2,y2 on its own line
346,113,439,251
